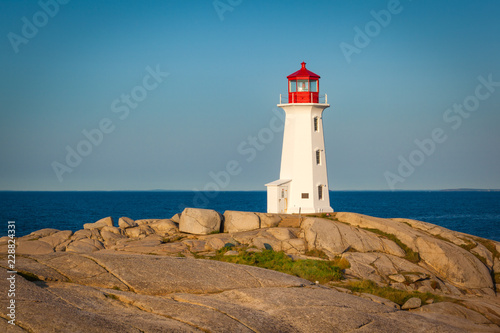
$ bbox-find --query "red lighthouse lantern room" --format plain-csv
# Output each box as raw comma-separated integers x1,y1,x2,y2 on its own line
287,62,320,103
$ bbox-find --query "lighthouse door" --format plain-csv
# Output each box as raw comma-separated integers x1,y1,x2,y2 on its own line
278,186,288,213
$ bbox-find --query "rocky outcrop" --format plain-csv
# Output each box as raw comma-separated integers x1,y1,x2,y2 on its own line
0,252,484,333
336,212,496,293
179,208,222,235
83,216,114,230
302,217,405,257
118,216,137,229
1,209,499,332
223,210,260,232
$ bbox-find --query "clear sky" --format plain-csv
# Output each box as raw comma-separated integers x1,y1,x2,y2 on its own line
1,0,499,191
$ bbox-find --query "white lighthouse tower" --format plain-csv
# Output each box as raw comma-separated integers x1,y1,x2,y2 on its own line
266,62,333,214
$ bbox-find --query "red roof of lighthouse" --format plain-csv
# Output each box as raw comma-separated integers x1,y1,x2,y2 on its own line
287,62,320,79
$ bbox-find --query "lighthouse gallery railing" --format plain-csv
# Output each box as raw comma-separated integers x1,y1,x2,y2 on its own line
279,94,328,104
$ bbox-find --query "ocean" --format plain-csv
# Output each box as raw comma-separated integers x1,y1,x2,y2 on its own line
1,191,499,242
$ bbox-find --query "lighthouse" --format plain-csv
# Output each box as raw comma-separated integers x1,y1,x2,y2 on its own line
266,62,333,214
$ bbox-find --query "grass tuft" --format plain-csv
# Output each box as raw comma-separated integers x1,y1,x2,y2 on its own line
363,228,420,263
210,248,348,284
304,249,329,259
338,279,444,306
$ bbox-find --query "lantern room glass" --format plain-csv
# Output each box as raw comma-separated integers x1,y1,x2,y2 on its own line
289,81,296,92
297,80,308,92
310,80,318,92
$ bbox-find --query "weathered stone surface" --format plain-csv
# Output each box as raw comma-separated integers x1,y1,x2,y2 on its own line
0,247,491,333
4,211,499,332
125,225,155,238
224,210,260,233
84,216,113,230
302,217,405,257
266,227,295,241
360,293,400,310
135,219,158,225
282,238,306,254
149,219,178,235
118,216,137,229
66,238,104,253
179,208,222,235
336,212,494,291
415,236,493,290
461,298,500,326
101,226,122,235
256,212,282,228
412,301,500,332
17,240,54,255
72,229,92,240
393,218,471,247
252,236,282,251
205,237,226,250
100,229,126,244
402,297,422,310
388,274,406,283
182,239,207,252
171,213,181,223
471,243,494,268
21,228,60,240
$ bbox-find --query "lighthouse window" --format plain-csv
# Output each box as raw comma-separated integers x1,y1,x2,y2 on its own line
301,193,309,199
318,185,323,200
289,81,296,92
314,117,319,132
316,150,321,165
297,80,309,92
310,80,318,92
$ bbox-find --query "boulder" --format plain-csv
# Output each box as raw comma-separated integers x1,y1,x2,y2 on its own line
402,297,422,310
179,208,222,235
256,213,281,228
302,217,405,257
101,230,126,244
72,229,92,241
101,226,122,235
171,213,181,223
266,228,295,241
223,210,260,233
39,230,73,248
118,217,137,229
415,236,494,290
149,219,178,235
125,225,155,239
135,219,158,225
84,217,113,230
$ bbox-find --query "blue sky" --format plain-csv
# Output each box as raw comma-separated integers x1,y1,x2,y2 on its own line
1,0,499,191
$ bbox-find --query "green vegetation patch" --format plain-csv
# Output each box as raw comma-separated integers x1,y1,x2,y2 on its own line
304,249,329,260
473,238,500,259
162,235,185,243
338,279,444,306
363,228,420,263
211,248,349,284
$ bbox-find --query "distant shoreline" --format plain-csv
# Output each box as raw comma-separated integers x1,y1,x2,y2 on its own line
1,189,500,192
